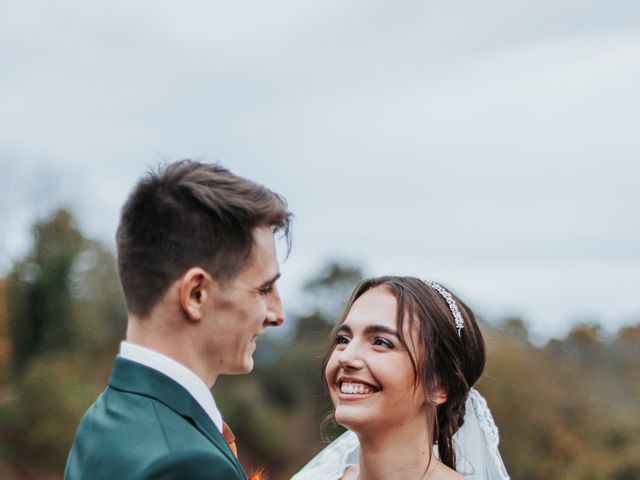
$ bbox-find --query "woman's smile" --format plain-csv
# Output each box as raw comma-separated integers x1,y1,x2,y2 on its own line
326,286,426,431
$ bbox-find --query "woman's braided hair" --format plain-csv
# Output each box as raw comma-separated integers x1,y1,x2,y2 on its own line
322,276,486,469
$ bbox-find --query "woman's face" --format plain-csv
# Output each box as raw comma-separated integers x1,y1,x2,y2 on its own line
325,286,428,434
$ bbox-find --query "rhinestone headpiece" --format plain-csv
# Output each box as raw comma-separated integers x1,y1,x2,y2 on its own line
424,281,465,336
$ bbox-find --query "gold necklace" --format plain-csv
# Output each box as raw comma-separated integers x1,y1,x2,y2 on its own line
421,460,441,480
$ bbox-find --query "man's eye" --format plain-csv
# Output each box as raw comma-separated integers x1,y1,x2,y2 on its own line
373,337,395,349
259,285,274,295
335,335,350,345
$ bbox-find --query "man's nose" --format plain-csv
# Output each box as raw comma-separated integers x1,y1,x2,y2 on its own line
265,284,285,326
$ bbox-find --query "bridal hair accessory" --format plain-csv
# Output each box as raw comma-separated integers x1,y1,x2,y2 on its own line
424,281,465,336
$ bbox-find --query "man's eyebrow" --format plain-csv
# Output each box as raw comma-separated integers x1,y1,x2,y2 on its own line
258,272,281,289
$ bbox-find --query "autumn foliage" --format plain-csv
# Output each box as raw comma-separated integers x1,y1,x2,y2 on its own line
0,210,638,480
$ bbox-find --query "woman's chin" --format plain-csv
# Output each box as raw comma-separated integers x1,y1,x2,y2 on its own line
335,408,374,433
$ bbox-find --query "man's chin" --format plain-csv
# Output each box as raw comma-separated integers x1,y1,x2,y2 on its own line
243,360,254,373
232,358,254,375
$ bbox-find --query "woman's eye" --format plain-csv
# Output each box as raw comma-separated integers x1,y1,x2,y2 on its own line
335,335,350,345
373,337,395,349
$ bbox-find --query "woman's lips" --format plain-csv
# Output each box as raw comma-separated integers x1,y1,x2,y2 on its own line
340,381,375,394
336,377,381,400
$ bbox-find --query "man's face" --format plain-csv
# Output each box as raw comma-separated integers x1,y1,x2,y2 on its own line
202,226,285,377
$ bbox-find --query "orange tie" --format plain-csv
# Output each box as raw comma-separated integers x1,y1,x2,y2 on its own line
222,422,238,458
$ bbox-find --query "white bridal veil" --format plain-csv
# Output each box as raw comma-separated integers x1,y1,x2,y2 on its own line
291,388,510,480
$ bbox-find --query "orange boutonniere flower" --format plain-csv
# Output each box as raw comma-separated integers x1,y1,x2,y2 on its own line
248,466,267,480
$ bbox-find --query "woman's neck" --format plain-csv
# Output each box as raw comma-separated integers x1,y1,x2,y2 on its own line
355,422,436,480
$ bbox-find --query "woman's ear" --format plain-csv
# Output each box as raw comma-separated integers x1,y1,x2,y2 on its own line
431,387,448,405
179,267,211,322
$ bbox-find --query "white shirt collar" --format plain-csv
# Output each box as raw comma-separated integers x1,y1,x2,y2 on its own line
119,341,223,433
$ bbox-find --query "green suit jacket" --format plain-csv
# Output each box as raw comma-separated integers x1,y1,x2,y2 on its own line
64,357,245,480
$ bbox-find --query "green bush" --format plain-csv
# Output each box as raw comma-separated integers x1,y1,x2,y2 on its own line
6,354,98,472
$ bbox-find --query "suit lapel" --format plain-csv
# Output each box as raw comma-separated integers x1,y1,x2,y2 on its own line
109,357,245,477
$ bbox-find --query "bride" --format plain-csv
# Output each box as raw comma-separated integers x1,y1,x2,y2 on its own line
292,276,510,480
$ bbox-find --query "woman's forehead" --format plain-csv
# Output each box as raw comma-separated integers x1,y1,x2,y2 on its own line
344,287,421,339
344,287,397,326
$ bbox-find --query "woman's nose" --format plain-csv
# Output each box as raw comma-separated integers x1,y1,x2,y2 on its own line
337,342,365,370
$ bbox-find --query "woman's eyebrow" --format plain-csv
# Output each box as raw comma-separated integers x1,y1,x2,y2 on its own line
337,324,352,334
337,324,399,337
364,325,399,337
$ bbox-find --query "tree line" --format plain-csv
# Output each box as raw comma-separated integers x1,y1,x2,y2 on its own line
0,209,638,479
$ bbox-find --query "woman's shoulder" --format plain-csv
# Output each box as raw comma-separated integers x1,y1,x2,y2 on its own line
338,464,466,480
436,464,467,480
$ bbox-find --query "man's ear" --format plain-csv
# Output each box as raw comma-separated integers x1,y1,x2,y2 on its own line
431,387,448,406
179,267,211,322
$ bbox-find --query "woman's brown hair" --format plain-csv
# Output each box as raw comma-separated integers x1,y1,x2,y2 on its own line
322,276,486,469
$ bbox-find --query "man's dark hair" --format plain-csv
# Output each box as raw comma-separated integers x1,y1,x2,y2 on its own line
116,159,292,317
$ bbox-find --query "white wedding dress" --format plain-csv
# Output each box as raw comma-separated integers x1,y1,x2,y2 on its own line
291,389,510,480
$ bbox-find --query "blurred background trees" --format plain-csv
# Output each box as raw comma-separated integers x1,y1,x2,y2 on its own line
0,209,638,479
0,209,125,478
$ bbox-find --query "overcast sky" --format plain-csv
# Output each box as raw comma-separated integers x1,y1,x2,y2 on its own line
1,0,639,340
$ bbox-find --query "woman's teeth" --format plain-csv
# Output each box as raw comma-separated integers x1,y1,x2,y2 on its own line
340,382,374,394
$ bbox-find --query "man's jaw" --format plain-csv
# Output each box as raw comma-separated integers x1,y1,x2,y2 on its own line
250,330,264,346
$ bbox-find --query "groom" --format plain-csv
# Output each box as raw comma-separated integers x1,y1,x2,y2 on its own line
64,160,292,479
